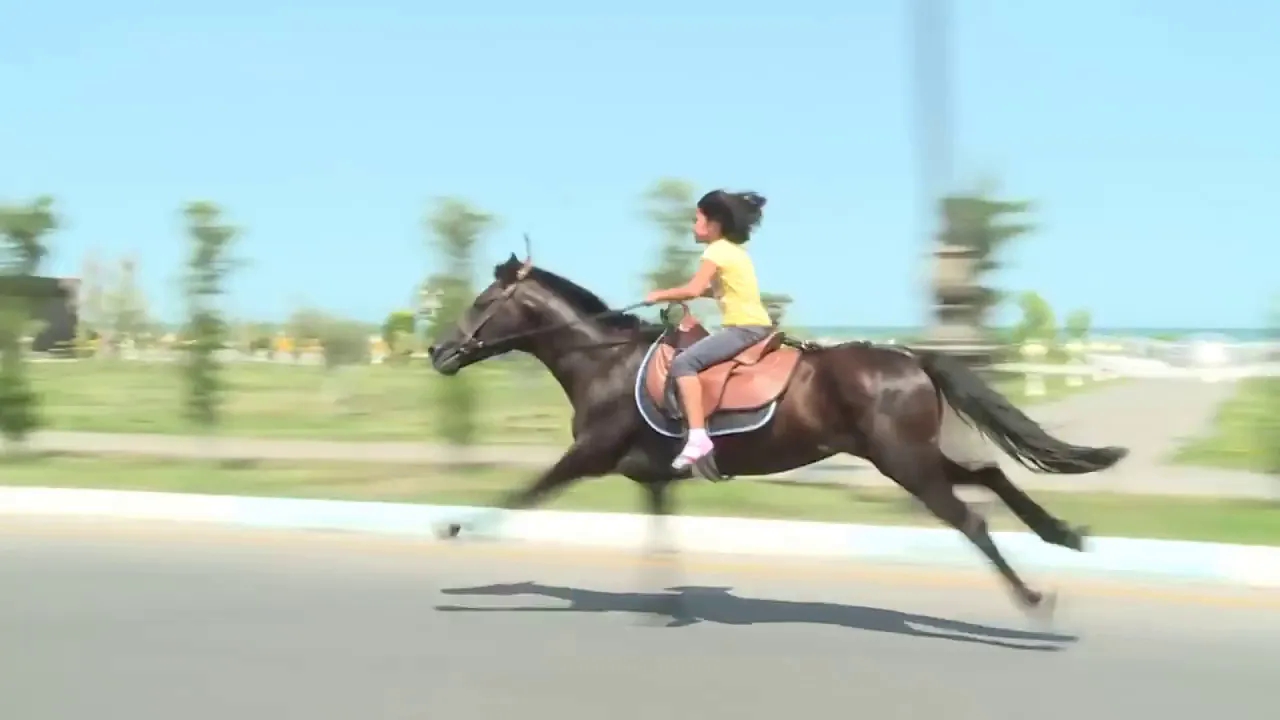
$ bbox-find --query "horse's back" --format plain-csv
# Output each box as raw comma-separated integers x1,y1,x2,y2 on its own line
799,340,935,407
808,339,922,373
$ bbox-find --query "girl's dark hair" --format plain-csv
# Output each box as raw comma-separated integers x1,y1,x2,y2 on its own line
697,189,767,244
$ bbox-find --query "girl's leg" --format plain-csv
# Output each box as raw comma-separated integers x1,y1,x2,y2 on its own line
675,375,705,429
667,325,772,469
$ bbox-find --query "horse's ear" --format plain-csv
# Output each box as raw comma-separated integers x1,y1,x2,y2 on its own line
494,253,523,284
518,233,533,279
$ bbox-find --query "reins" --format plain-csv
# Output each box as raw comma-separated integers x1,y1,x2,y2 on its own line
448,233,668,354
460,299,652,352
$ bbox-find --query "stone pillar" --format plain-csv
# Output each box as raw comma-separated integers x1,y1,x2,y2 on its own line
919,239,996,369
1020,341,1048,397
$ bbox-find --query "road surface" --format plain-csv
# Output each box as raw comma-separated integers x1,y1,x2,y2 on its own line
2,518,1277,720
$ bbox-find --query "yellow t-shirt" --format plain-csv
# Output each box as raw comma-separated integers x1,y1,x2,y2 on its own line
701,239,773,327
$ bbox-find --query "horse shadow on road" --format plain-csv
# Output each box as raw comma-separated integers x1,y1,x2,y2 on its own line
435,582,1078,652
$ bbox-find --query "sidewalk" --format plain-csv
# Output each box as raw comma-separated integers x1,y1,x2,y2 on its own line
20,377,1277,500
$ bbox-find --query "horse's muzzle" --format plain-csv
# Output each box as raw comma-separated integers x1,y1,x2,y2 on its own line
428,343,463,376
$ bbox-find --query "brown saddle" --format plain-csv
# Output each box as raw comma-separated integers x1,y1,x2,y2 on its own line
645,305,803,416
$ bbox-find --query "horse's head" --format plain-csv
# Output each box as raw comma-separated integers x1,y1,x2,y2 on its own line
429,248,661,376
428,253,539,376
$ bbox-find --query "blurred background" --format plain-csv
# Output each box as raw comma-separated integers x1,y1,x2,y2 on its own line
1,0,1276,546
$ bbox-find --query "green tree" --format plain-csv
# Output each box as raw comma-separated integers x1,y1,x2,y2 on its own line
0,197,58,445
0,197,54,275
104,254,152,351
181,201,241,431
78,249,106,353
1010,291,1057,346
315,314,370,369
246,322,276,355
319,314,371,410
642,178,698,291
427,198,495,447
284,305,370,407
382,309,417,360
1064,309,1092,341
285,307,328,352
940,186,1035,320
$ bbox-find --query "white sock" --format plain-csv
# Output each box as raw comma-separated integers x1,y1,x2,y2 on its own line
674,429,713,469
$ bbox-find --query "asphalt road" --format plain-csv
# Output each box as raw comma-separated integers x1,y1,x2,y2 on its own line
3,519,1278,720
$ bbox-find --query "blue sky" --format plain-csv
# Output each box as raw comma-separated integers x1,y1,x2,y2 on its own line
2,0,1276,328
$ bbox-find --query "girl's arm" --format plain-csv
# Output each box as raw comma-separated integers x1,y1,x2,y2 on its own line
645,260,718,304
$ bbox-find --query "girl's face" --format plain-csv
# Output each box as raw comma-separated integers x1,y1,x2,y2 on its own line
693,209,719,243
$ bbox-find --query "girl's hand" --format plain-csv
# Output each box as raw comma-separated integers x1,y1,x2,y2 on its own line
644,290,666,305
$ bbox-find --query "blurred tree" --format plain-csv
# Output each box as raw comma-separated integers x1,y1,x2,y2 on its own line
181,201,241,432
322,314,371,410
1010,291,1057,346
316,315,370,369
418,273,446,319
285,307,327,348
940,185,1035,321
285,306,372,408
104,254,152,350
1064,309,1092,342
642,178,698,291
0,196,58,446
78,249,106,352
0,197,54,275
381,309,417,360
247,332,274,355
761,291,793,327
427,197,495,447
242,321,277,356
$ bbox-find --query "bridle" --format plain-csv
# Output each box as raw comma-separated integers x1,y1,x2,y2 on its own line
449,256,533,354
446,237,649,356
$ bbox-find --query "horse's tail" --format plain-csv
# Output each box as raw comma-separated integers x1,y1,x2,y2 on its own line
917,350,1128,474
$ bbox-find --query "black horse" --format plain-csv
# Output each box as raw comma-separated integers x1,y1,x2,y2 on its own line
427,254,1128,612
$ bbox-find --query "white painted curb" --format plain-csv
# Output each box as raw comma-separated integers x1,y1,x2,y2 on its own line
1,486,1278,588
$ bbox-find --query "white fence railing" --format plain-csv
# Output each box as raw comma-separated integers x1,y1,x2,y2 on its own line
32,337,1280,392
990,359,1280,398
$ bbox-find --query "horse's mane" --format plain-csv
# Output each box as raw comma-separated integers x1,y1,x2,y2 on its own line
527,267,665,341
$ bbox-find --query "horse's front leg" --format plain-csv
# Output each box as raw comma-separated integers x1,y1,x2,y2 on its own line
434,433,626,540
635,478,695,625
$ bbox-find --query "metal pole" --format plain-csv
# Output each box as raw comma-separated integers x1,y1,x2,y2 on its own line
911,0,952,211
912,0,991,366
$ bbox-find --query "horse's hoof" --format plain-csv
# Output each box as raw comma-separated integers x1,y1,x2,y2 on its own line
434,523,463,540
1051,524,1089,552
1023,590,1059,626
1066,525,1090,552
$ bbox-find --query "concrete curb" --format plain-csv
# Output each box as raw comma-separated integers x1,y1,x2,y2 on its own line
1,486,1278,589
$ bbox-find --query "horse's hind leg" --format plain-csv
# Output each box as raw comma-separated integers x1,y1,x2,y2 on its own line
874,443,1052,614
945,461,1088,552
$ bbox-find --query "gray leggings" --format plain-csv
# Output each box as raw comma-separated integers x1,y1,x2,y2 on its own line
669,325,774,379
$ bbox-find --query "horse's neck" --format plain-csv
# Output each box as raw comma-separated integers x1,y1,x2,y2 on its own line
524,323,639,406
